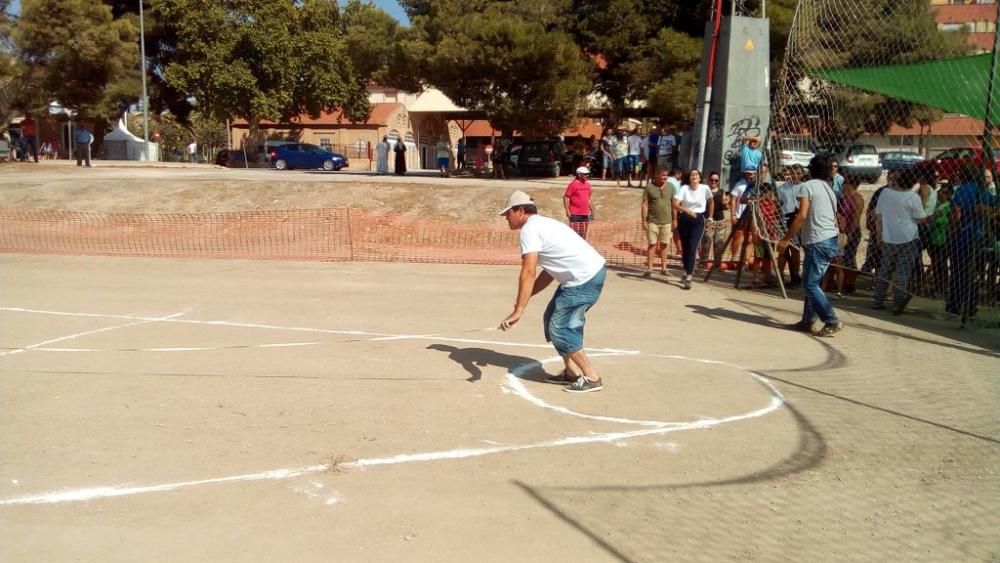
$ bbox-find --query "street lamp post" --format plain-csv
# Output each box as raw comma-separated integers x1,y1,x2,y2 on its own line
139,0,150,161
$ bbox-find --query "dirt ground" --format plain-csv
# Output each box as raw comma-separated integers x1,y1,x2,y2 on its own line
0,161,650,222
0,163,998,562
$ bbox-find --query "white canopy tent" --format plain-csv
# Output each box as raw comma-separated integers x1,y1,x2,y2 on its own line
103,117,159,161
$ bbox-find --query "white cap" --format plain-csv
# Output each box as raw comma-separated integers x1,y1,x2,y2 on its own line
575,166,590,175
498,191,534,215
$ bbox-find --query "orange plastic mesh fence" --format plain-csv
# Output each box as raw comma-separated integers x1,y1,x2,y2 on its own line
0,207,740,267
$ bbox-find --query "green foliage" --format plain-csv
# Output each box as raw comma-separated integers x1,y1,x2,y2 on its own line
645,29,703,124
14,0,140,121
407,0,592,136
341,0,419,90
152,0,370,145
127,110,227,161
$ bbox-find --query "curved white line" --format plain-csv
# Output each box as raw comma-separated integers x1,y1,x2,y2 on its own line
0,353,786,506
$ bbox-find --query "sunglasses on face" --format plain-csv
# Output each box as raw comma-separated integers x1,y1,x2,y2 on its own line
710,178,720,182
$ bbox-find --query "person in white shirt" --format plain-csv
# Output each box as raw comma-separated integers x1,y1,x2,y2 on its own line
776,164,803,285
375,135,390,175
626,128,642,180
672,169,714,289
729,169,755,266
187,140,198,163
498,191,608,394
435,136,452,178
874,170,929,314
656,125,677,171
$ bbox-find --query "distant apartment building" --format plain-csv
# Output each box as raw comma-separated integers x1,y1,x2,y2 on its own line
869,0,998,154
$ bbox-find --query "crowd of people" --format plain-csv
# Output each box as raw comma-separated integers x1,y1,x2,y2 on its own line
558,131,999,331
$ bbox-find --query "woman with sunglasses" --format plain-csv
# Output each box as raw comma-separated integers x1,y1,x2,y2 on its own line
700,171,728,269
672,169,714,289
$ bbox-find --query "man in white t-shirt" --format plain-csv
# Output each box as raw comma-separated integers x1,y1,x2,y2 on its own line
498,191,608,394
626,128,642,177
874,173,929,314
187,140,198,163
656,126,678,171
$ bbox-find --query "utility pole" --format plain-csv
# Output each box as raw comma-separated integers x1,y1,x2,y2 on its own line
139,0,150,161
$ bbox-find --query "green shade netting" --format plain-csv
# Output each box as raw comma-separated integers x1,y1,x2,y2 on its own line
809,53,998,120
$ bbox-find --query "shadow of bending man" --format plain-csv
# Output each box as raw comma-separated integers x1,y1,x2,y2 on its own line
427,344,545,383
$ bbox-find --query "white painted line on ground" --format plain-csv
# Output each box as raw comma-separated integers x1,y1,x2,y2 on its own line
0,349,786,506
0,307,638,354
0,312,186,358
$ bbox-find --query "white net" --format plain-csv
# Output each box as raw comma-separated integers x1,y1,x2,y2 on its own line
756,0,1000,328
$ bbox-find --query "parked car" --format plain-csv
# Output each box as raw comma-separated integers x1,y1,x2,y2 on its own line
819,142,882,183
270,143,348,171
880,150,923,172
515,140,571,177
771,136,815,168
913,146,1000,184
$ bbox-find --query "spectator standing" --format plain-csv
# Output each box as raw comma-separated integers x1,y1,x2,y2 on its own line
435,136,452,178
656,125,677,173
394,137,407,175
74,125,93,167
456,137,466,170
626,128,643,182
599,131,613,180
497,191,608,394
187,139,198,163
20,114,38,163
672,169,714,290
776,164,803,285
729,169,755,266
874,171,928,315
947,165,998,319
645,127,660,179
835,175,864,296
739,135,763,175
831,162,845,199
701,170,729,270
612,131,628,187
375,135,390,175
777,154,844,337
861,173,894,277
642,168,676,277
927,184,952,298
564,166,594,239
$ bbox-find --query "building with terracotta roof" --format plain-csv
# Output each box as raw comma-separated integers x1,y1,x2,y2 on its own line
866,1,998,155
229,87,613,170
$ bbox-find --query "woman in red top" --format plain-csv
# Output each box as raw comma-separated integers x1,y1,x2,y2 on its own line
564,166,594,239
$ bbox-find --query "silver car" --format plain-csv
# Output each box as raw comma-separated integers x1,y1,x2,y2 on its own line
771,136,815,168
821,143,883,183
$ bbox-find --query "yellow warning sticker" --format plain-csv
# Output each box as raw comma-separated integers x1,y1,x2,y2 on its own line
745,39,754,51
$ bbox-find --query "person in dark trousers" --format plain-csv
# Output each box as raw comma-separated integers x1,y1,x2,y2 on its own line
777,154,844,337
393,138,407,175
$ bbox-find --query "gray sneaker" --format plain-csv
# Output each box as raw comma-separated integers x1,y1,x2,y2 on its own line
814,321,844,337
564,376,603,393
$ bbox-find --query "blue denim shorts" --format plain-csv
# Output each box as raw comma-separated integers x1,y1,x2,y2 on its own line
543,266,607,355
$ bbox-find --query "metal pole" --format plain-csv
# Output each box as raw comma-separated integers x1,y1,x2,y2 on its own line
762,0,766,19
139,0,150,161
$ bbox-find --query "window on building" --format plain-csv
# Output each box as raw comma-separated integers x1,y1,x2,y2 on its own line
319,137,331,150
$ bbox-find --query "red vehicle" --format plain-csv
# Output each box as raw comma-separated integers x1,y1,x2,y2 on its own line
913,146,1000,184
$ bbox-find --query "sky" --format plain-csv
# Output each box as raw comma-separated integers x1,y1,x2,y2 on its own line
7,1,409,24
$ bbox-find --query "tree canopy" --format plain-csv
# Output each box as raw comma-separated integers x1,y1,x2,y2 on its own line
403,0,592,136
3,0,140,127
152,0,370,145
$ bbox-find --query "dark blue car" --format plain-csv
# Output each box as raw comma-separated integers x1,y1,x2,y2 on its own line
270,143,348,171
880,150,923,172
